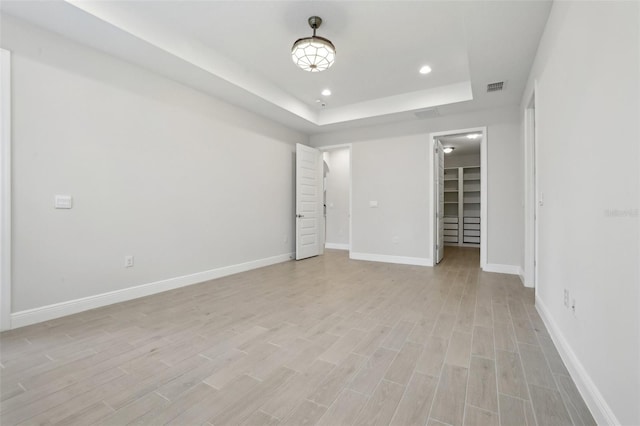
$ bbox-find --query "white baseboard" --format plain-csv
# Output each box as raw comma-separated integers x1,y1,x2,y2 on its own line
10,252,294,329
535,296,619,426
325,243,350,250
350,252,433,267
518,266,536,288
482,263,520,275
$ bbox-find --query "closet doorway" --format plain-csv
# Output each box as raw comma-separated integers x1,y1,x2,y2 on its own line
430,128,487,267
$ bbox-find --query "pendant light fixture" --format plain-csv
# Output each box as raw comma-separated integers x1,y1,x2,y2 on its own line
291,16,335,72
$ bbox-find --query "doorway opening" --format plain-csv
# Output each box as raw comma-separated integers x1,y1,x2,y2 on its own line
294,143,351,261
321,145,352,252
429,127,487,268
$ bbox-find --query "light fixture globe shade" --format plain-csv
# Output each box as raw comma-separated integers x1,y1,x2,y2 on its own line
291,36,336,72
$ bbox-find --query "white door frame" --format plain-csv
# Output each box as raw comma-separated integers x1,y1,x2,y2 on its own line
1,48,11,331
523,83,538,288
318,143,352,254
428,127,487,269
435,139,445,264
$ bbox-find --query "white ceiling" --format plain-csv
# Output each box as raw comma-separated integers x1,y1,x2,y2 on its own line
0,0,552,134
439,132,482,156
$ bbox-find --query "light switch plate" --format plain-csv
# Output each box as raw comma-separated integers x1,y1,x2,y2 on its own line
54,195,73,209
369,201,378,208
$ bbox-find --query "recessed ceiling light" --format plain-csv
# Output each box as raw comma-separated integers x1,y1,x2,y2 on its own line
467,133,481,139
419,65,432,75
321,89,332,96
443,147,454,154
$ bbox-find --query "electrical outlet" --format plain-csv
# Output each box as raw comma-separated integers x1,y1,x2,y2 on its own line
571,298,576,315
124,256,134,268
563,289,569,307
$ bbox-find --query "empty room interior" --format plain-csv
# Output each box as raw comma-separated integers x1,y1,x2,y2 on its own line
0,1,638,426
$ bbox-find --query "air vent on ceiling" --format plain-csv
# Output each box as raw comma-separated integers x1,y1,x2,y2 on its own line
487,81,505,92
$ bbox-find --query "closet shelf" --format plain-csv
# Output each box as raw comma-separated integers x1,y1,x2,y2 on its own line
442,165,481,247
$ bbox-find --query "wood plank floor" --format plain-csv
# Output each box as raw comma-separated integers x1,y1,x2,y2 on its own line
0,247,595,426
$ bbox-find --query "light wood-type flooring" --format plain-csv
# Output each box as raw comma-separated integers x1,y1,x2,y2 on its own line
0,247,595,426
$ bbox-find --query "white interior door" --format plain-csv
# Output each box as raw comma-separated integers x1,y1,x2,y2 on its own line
296,143,323,260
436,140,445,264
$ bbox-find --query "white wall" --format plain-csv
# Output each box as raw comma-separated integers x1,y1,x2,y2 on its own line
522,2,639,424
311,107,523,268
2,16,306,316
324,148,350,247
351,135,429,262
486,123,522,267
